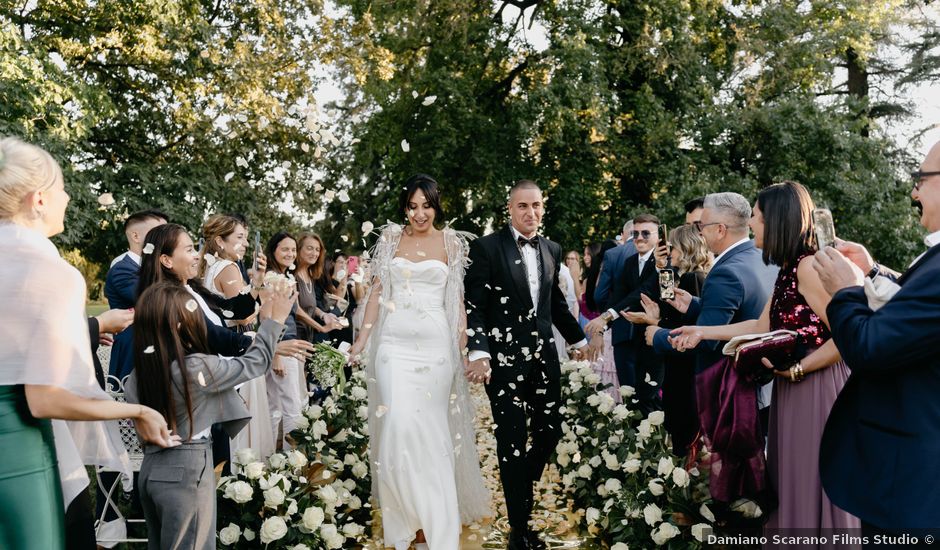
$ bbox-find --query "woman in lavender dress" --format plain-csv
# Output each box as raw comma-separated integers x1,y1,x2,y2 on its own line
672,181,859,546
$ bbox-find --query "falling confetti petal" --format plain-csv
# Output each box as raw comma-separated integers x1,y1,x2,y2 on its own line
422,95,437,106
143,345,155,354
375,405,388,418
142,243,155,255
97,193,115,206
197,371,207,386
185,299,199,313
401,139,410,153
361,221,374,235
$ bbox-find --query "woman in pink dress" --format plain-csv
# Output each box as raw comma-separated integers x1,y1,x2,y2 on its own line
580,240,620,401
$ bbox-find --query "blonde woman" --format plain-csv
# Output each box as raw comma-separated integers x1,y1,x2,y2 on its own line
0,137,175,550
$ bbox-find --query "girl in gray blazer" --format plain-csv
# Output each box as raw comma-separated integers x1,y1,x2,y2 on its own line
128,281,294,550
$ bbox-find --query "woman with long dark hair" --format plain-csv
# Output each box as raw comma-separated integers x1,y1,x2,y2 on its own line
581,240,620,400
128,280,293,549
294,233,341,343
320,251,358,346
264,231,308,448
672,181,859,542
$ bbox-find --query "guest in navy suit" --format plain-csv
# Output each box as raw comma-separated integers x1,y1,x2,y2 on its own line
104,209,168,379
591,219,638,387
814,141,940,540
649,193,777,425
587,214,663,411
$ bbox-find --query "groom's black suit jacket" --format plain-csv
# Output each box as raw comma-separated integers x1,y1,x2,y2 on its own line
465,225,585,382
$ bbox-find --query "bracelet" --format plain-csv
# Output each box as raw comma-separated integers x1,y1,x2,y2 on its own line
789,362,805,383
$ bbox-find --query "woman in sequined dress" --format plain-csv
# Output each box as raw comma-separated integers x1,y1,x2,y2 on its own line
671,181,858,547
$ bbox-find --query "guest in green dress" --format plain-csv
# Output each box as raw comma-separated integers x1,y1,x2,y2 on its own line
0,137,177,550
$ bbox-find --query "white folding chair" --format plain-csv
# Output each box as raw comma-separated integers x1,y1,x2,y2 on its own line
94,371,147,545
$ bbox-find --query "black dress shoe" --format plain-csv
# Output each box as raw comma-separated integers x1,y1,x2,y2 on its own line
507,529,529,550
525,529,547,550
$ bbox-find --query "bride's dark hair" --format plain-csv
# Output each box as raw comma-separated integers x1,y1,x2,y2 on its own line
399,174,444,227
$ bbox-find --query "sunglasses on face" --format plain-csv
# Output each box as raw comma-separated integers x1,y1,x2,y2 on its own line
911,171,940,191
631,230,654,239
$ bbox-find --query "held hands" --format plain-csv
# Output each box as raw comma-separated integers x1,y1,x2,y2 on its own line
664,288,692,314
347,340,365,367
811,247,864,296
465,358,491,384
134,406,181,448
667,325,704,352
571,339,601,362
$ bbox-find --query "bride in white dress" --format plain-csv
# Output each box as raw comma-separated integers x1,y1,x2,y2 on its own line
350,175,490,550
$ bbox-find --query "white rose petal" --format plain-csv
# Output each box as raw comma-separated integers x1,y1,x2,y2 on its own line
185,299,199,313
259,516,288,544
700,503,716,522
97,192,115,206
648,478,664,496
143,345,155,354
361,221,374,235
338,190,350,202
142,243,155,255
422,95,437,105
401,139,410,152
243,528,255,541
585,507,601,525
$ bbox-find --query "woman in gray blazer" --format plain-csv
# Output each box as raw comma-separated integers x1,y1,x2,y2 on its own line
127,280,294,549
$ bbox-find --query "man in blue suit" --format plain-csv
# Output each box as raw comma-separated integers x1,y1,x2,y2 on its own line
813,141,940,540
649,193,777,418
591,219,637,387
104,209,168,379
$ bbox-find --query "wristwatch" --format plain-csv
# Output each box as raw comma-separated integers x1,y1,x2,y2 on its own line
866,263,881,279
602,311,616,323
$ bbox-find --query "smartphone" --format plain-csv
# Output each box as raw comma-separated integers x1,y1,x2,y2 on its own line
812,208,836,249
251,230,261,272
659,269,676,300
658,224,671,256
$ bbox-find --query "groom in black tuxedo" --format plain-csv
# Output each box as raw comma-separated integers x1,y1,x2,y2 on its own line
465,180,597,550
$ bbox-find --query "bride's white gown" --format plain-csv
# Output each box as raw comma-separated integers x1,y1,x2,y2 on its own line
374,257,461,550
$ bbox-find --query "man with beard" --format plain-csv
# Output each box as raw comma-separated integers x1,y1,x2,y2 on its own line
814,140,940,545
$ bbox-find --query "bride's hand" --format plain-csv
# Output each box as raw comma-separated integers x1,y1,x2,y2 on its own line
465,358,491,384
348,340,365,366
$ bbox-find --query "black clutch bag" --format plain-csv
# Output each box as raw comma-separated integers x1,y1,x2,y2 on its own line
722,330,798,385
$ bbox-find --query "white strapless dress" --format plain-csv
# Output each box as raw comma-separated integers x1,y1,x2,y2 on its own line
374,258,460,550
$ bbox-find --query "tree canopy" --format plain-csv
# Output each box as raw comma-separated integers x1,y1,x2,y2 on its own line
2,0,938,276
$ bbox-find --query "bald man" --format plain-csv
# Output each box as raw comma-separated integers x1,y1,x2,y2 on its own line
813,141,940,542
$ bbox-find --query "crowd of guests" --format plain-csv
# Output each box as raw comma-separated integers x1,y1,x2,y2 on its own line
559,139,940,548
0,137,370,549
3,131,940,550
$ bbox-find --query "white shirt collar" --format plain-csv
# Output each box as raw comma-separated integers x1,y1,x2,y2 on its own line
126,251,141,265
714,237,750,265
925,229,940,249
637,249,654,262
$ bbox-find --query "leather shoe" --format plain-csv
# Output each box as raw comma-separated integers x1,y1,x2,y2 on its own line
525,529,547,550
507,529,529,550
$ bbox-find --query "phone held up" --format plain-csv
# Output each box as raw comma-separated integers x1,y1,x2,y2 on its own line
251,230,262,272
657,223,676,300
812,208,836,249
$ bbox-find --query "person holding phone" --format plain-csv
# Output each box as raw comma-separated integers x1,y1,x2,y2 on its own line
625,224,711,455
584,213,665,414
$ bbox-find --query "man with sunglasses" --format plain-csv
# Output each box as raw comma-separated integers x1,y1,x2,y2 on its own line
812,141,940,543
586,213,664,413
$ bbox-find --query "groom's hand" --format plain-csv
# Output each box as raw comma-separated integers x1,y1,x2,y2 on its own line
466,358,492,384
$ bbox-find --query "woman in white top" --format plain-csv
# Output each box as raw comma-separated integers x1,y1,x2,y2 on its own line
199,214,276,460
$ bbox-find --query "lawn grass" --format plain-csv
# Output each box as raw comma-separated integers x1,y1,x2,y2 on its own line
87,301,109,317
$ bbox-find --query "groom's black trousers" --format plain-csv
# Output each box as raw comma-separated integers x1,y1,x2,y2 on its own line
485,365,562,531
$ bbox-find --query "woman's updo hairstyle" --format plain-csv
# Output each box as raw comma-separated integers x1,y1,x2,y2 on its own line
0,137,63,220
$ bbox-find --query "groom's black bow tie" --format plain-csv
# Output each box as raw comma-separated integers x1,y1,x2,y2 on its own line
517,235,539,248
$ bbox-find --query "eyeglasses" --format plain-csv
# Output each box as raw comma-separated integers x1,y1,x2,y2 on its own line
911,171,940,191
631,230,654,239
692,221,723,232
